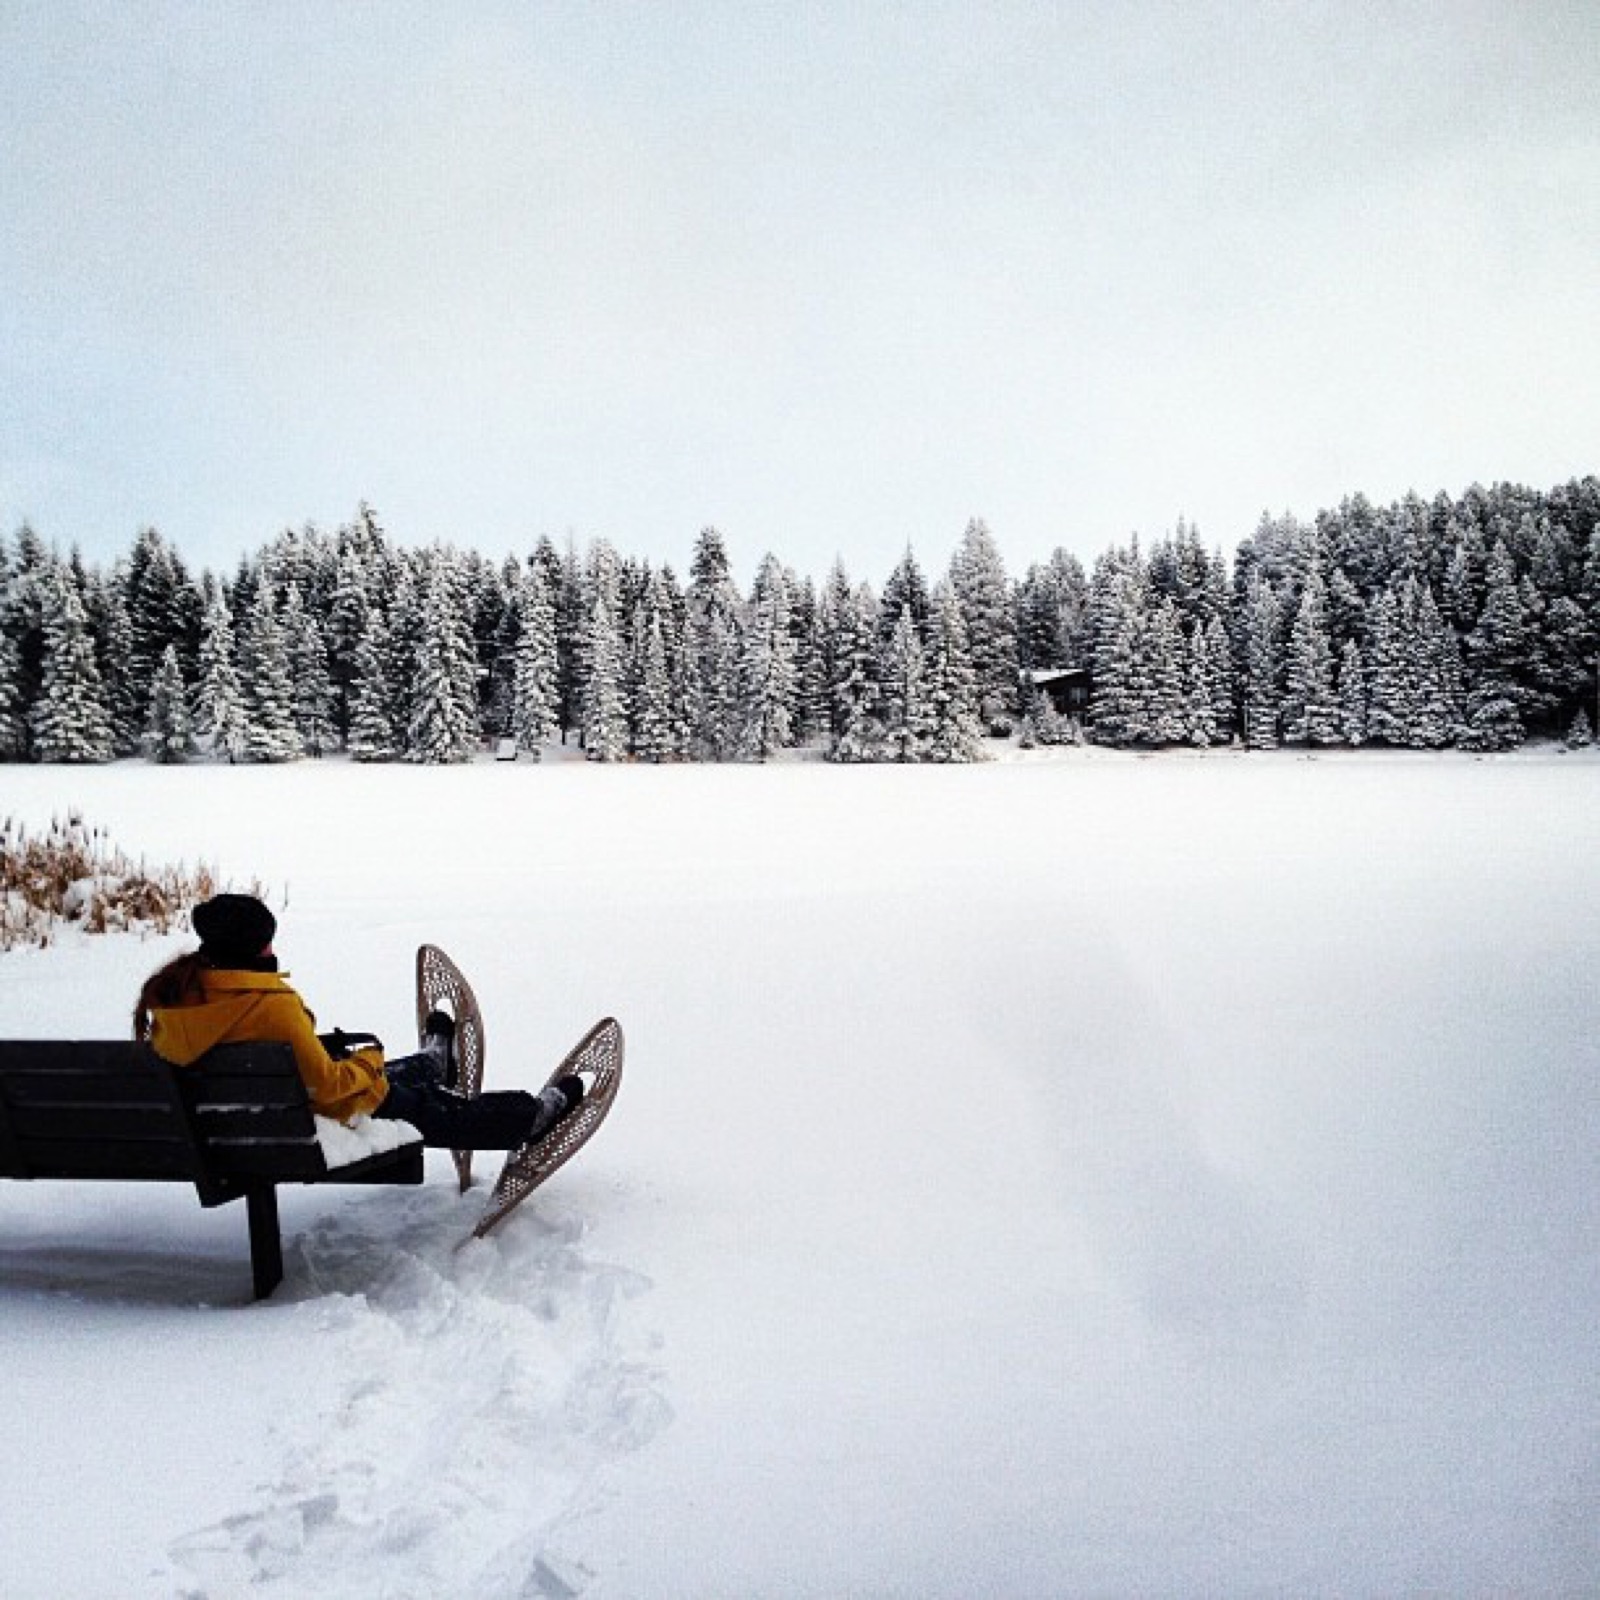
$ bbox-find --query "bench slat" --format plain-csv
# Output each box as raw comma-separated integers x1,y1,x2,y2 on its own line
1,1041,165,1074
193,1105,317,1140
7,1104,187,1143
2,1070,174,1108
321,1145,425,1185
203,1144,335,1180
19,1137,206,1180
181,1073,310,1108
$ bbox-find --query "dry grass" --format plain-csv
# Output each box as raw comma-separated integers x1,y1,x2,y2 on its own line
0,813,265,951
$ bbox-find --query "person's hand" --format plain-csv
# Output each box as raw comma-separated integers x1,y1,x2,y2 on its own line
320,1028,384,1059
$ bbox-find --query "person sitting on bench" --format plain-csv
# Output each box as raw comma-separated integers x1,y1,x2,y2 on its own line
135,893,581,1153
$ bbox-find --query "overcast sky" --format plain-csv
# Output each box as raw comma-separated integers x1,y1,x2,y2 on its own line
2,1,1596,584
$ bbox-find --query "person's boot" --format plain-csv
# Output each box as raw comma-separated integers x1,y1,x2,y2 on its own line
522,1073,585,1145
420,1008,456,1087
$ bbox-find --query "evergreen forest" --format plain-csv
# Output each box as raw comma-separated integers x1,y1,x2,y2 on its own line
2,476,1597,766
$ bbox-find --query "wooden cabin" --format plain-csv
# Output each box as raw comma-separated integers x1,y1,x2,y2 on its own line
1025,666,1092,716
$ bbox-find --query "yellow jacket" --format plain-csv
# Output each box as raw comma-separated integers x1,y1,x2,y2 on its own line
149,967,389,1122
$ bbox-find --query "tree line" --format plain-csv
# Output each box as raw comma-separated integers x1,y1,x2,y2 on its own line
1,476,1596,765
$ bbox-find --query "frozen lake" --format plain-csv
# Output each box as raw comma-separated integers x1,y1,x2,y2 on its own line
1,748,1596,1597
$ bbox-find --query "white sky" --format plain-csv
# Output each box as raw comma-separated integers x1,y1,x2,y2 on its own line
2,1,1597,583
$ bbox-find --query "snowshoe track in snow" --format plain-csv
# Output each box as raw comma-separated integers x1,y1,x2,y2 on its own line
166,1184,669,1598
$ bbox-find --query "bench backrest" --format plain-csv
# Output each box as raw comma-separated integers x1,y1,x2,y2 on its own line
0,1041,329,1191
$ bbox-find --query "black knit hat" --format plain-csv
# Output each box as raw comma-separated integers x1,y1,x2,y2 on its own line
192,893,277,966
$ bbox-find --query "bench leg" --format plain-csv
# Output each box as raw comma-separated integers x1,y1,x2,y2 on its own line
246,1185,284,1300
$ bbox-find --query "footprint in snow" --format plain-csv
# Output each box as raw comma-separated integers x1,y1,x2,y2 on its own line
166,1185,668,1597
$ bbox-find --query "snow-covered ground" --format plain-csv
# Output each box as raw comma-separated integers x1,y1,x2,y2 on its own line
1,747,1596,1598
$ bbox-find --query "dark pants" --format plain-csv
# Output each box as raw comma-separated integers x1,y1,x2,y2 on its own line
375,1053,541,1149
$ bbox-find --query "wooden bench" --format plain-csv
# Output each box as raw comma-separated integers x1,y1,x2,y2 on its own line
0,1040,423,1300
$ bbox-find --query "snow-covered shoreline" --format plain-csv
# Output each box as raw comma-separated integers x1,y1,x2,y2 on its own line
2,756,1595,1597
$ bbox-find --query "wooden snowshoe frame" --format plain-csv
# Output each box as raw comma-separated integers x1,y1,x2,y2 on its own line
473,1017,623,1239
414,943,487,1193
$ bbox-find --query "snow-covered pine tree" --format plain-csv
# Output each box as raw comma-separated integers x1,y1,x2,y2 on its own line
685,528,745,762
0,624,24,760
619,561,648,729
1580,516,1600,637
118,527,170,725
283,581,337,756
1441,521,1488,632
1409,582,1464,747
1183,622,1218,747
0,528,47,748
1579,518,1600,729
783,573,818,742
32,561,115,762
831,582,883,762
1460,540,1526,751
1337,637,1368,746
1203,614,1235,743
1389,490,1440,592
1016,547,1092,672
1142,598,1187,745
448,556,484,742
1566,708,1593,748
510,560,560,757
1147,522,1193,626
119,526,201,732
1088,566,1149,746
484,554,524,739
1175,519,1222,628
1281,566,1341,745
326,537,380,741
633,593,678,764
225,554,258,627
948,518,1018,733
924,582,984,762
1325,565,1365,659
1016,562,1055,676
813,560,852,748
1524,591,1592,736
324,558,377,751
461,548,510,732
407,552,482,764
658,564,694,759
740,553,798,761
383,556,423,745
142,644,192,763
879,547,931,649
1529,513,1575,600
82,568,141,754
241,582,303,762
1200,543,1232,632
1362,587,1413,746
579,543,629,762
0,539,32,759
556,541,587,742
346,605,398,763
1461,677,1524,751
879,603,930,762
260,525,320,619
787,574,826,746
1233,510,1306,619
194,588,251,763
1032,694,1071,746
1241,571,1282,749
1514,571,1558,732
